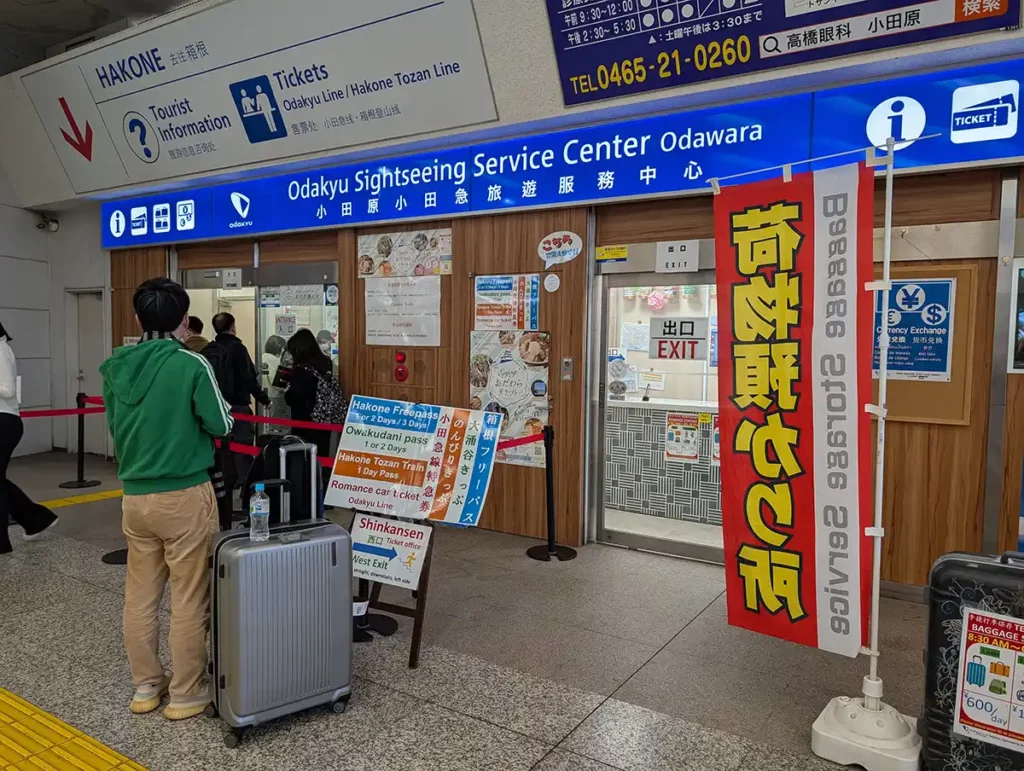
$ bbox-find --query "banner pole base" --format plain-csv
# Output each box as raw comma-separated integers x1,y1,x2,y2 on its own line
526,544,577,562
59,479,101,490
101,548,128,565
811,695,920,771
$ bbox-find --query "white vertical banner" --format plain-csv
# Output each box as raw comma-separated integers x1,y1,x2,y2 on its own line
811,163,869,658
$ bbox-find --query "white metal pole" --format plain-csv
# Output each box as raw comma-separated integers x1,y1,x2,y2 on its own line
864,137,895,713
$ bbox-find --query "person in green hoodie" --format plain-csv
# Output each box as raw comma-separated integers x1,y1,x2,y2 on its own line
101,278,233,721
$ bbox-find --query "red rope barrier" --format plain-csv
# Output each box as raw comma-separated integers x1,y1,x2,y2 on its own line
20,407,106,418
496,433,544,450
29,395,543,463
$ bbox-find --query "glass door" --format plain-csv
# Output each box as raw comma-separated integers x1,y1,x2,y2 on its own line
181,270,258,366
595,271,724,562
255,283,340,433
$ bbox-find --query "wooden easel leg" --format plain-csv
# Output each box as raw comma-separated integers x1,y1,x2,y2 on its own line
408,528,435,669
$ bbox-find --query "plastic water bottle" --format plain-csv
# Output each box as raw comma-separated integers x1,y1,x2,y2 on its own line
249,484,270,542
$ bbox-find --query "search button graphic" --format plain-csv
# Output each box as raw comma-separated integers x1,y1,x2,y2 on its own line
761,34,782,56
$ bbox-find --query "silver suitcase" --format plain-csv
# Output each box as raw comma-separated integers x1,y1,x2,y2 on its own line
209,519,353,746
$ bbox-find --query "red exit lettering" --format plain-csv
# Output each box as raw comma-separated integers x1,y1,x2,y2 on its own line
658,340,698,359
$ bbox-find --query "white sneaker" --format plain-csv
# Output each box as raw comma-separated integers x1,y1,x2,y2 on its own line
130,675,171,714
23,516,59,541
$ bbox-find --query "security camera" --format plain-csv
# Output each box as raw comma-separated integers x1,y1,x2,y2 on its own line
36,214,59,232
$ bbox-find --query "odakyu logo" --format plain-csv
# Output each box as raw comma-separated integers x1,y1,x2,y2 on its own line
228,192,253,229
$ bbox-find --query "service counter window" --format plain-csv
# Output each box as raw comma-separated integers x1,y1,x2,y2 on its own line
606,283,717,406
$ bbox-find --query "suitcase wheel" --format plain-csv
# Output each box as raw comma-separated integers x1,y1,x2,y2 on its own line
204,704,217,719
224,729,243,749
332,694,351,714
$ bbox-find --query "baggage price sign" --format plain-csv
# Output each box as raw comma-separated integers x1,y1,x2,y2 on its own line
350,514,432,590
954,608,1024,753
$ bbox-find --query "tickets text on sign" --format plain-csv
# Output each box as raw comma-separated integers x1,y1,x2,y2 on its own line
715,163,873,657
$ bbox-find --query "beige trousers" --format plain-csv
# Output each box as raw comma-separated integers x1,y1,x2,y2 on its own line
122,482,216,705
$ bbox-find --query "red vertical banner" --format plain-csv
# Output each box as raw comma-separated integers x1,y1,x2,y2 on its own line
715,163,874,658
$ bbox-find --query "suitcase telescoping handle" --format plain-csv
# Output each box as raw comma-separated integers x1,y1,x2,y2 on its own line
999,552,1024,565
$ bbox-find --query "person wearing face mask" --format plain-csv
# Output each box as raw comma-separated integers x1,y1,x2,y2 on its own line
100,278,233,720
0,320,59,555
315,329,339,379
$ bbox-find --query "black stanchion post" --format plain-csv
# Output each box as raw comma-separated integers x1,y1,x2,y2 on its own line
60,392,101,490
527,425,577,562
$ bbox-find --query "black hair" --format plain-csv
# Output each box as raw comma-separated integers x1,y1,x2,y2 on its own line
264,335,286,357
212,312,236,335
187,316,204,335
133,278,190,334
287,328,331,375
0,320,9,341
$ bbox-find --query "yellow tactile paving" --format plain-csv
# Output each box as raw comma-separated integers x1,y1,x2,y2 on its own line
0,691,145,771
37,490,123,510
0,693,35,726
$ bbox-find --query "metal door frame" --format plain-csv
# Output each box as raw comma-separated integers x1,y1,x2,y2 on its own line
587,268,725,564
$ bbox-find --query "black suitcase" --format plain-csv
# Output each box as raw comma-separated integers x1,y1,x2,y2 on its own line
241,436,320,525
922,552,1024,770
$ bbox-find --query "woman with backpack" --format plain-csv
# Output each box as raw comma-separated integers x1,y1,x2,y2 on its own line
283,329,346,464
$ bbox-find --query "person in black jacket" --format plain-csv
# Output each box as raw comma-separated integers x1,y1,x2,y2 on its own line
283,329,333,462
202,313,268,482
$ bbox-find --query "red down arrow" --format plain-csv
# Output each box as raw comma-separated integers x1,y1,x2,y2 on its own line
58,97,93,161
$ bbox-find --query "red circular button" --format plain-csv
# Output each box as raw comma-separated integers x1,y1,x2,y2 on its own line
395,364,409,382
395,351,407,364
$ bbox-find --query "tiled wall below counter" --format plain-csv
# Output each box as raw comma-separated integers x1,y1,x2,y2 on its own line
603,405,722,526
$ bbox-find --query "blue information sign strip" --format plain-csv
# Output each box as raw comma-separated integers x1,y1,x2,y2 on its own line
812,57,1024,170
102,56,1024,250
873,279,955,381
544,0,1020,106
470,94,810,211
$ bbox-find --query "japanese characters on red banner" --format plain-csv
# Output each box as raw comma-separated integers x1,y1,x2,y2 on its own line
715,163,873,658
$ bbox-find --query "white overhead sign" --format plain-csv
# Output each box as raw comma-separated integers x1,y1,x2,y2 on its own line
21,0,496,193
649,317,709,360
655,240,700,273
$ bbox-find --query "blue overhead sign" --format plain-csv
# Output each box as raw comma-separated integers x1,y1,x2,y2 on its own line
102,56,1024,250
543,0,1020,106
813,57,1024,170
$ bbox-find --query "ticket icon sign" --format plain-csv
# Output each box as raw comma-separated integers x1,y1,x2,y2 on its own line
951,81,1020,144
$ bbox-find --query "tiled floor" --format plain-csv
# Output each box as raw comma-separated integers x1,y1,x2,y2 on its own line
1,453,928,770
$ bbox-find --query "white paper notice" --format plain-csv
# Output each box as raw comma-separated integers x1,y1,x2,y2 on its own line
365,276,441,347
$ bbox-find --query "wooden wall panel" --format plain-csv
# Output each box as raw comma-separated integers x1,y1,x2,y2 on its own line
999,375,1024,553
176,240,253,270
343,221,455,410
260,231,338,263
874,169,1000,227
449,208,589,546
878,258,996,586
597,195,713,245
110,247,167,349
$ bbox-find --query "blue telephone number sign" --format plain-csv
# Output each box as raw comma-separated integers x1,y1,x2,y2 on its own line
545,0,1020,106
